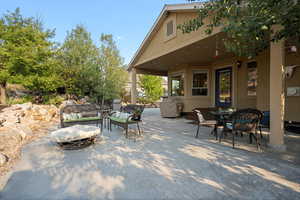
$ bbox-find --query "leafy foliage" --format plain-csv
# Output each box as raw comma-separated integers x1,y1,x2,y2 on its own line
179,0,300,57
58,27,127,103
7,95,33,105
58,25,102,97
98,34,128,102
0,8,62,93
139,75,163,103
0,9,127,105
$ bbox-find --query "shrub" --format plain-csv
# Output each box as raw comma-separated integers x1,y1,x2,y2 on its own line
43,95,65,106
7,95,33,105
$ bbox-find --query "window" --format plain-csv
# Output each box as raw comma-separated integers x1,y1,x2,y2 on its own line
192,71,208,96
171,74,184,96
166,20,174,36
247,61,257,96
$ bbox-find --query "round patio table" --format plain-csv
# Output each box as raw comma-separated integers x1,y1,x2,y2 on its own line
51,125,101,150
210,110,234,140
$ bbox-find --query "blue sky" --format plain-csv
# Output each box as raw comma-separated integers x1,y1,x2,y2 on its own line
0,0,190,64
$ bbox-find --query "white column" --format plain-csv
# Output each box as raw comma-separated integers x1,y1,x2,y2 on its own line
131,68,137,104
269,27,286,151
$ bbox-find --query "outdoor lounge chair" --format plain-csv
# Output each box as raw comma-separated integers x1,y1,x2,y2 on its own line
194,109,217,139
160,98,183,118
223,108,262,149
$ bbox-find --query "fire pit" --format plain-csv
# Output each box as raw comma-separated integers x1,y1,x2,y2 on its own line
51,125,101,150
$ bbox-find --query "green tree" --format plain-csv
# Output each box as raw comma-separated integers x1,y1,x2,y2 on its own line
180,0,300,57
139,75,163,104
98,34,128,105
58,25,102,97
0,8,61,104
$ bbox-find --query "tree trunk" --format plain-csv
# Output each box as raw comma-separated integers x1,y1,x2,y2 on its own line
0,83,6,105
101,97,105,108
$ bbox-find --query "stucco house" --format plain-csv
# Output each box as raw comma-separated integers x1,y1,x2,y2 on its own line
128,3,300,151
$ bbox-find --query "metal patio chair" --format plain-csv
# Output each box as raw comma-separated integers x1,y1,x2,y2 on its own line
223,108,262,149
194,109,218,139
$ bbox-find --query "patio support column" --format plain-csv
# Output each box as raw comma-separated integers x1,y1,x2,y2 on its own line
131,68,137,104
269,26,286,151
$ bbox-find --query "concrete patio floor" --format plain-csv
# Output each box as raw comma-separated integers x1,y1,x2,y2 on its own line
1,108,300,200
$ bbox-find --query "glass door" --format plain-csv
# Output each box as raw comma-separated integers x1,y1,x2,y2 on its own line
215,67,232,107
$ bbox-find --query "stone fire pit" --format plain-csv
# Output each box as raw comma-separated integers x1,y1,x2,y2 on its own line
51,125,101,150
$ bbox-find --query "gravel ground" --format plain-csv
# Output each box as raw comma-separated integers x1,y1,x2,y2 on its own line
0,108,300,200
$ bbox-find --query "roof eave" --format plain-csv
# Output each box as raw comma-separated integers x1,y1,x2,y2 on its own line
127,3,203,72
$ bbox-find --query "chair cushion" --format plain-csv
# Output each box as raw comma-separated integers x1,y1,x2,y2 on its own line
226,123,233,130
64,116,101,123
109,116,135,123
63,113,82,121
201,120,217,125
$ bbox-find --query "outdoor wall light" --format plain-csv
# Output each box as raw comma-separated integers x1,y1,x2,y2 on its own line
290,46,297,52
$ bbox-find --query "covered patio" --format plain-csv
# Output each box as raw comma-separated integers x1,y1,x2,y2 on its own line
128,4,300,152
1,108,300,199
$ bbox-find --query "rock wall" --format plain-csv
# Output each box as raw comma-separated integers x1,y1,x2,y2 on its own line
0,103,59,176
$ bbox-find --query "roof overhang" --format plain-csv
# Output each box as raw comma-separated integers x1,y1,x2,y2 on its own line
134,32,234,76
127,3,204,72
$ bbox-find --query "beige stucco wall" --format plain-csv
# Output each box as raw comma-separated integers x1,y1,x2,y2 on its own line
135,12,221,66
285,53,300,122
134,8,299,121
168,64,214,112
166,50,300,122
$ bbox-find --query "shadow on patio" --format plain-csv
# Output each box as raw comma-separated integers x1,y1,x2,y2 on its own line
1,108,300,200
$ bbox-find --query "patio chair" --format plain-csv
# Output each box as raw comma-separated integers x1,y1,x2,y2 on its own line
194,109,218,139
258,111,270,138
108,111,141,140
121,104,144,121
223,108,262,149
160,98,183,118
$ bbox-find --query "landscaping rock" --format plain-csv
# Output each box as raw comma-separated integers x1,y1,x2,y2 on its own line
0,118,5,127
0,103,59,176
60,100,77,109
0,153,8,166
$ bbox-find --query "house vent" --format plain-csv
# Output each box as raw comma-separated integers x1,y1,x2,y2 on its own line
166,20,174,36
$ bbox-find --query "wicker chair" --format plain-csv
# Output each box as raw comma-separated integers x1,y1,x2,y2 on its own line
223,108,262,149
108,111,141,139
60,104,103,130
194,109,218,139
120,104,144,121
160,98,183,118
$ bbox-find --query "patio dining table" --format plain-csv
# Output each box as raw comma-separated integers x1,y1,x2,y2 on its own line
210,110,234,140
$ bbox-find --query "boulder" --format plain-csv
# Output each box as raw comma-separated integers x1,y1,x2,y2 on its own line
19,102,33,111
0,153,8,166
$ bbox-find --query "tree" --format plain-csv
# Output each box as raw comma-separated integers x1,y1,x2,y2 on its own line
98,34,128,105
179,0,300,57
139,75,163,104
58,25,102,97
0,8,61,104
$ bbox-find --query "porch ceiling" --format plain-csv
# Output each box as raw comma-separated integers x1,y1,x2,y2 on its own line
134,33,234,76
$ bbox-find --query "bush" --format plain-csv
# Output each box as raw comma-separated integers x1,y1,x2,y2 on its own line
43,95,65,106
137,97,152,105
7,95,33,105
